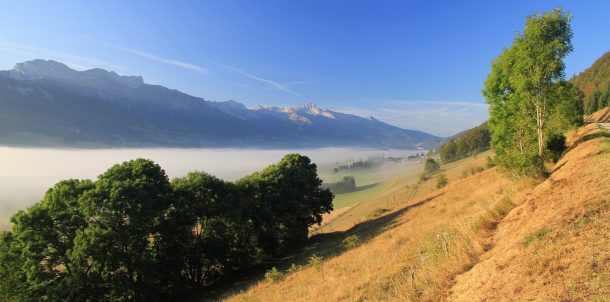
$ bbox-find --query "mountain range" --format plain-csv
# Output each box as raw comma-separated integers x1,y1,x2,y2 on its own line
0,60,442,148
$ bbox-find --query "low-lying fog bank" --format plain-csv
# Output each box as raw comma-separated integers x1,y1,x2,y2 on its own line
0,147,423,227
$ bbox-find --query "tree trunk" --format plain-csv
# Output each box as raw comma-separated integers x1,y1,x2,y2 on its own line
536,106,544,158
535,103,545,175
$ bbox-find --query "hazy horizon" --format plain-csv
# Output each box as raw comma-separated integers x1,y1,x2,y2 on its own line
0,146,423,227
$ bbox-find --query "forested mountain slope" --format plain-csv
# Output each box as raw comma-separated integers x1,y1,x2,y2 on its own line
571,51,610,115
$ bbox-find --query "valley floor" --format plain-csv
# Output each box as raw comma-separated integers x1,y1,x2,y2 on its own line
216,123,610,301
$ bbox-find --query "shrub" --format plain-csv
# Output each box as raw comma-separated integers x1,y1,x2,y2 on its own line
342,235,361,249
424,159,441,174
546,134,567,163
287,263,303,273
264,267,284,282
308,254,323,267
436,174,448,189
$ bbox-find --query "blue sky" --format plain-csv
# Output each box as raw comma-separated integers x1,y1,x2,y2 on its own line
0,1,608,136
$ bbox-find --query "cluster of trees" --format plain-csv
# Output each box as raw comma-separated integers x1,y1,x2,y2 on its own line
583,88,610,115
484,9,583,177
571,51,610,115
333,158,381,173
407,152,426,160
437,123,490,163
333,155,408,174
322,176,357,194
0,154,333,301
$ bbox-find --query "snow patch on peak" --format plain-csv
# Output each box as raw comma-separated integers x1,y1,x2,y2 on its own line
301,102,335,119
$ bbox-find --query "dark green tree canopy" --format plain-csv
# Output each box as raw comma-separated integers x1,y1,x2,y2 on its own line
438,123,490,163
0,155,333,301
238,154,333,257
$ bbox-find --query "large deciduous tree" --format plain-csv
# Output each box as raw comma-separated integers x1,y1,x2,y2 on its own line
77,159,178,300
7,180,96,301
484,8,583,176
238,154,333,258
171,171,253,288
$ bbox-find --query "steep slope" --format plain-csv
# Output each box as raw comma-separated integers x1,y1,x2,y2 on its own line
0,60,441,148
584,106,610,123
571,51,610,98
223,153,530,301
222,124,610,302
448,124,610,301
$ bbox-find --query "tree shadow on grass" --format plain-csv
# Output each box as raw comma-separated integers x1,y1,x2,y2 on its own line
192,191,444,301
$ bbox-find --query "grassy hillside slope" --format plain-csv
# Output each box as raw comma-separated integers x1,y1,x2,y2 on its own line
316,151,493,234
585,107,610,123
224,153,531,301
448,123,610,301
223,124,610,301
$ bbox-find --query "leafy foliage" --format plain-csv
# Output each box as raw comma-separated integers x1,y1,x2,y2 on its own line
438,123,490,163
264,267,284,282
238,154,334,258
171,172,252,289
484,8,583,177
0,154,333,301
342,235,361,249
287,263,303,273
546,134,567,163
322,175,357,194
307,254,324,267
424,159,441,175
436,174,449,189
571,51,610,114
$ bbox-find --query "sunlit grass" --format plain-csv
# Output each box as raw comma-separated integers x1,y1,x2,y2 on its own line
331,181,391,209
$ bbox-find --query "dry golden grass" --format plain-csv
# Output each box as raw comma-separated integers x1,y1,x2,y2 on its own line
317,151,494,234
224,151,533,302
223,124,610,302
448,123,610,301
584,107,610,123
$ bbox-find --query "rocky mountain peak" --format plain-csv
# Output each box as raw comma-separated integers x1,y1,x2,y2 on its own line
7,59,144,88
301,102,335,119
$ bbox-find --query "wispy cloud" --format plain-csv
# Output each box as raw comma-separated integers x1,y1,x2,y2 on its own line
283,80,318,86
211,61,302,97
105,43,207,73
0,40,127,72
